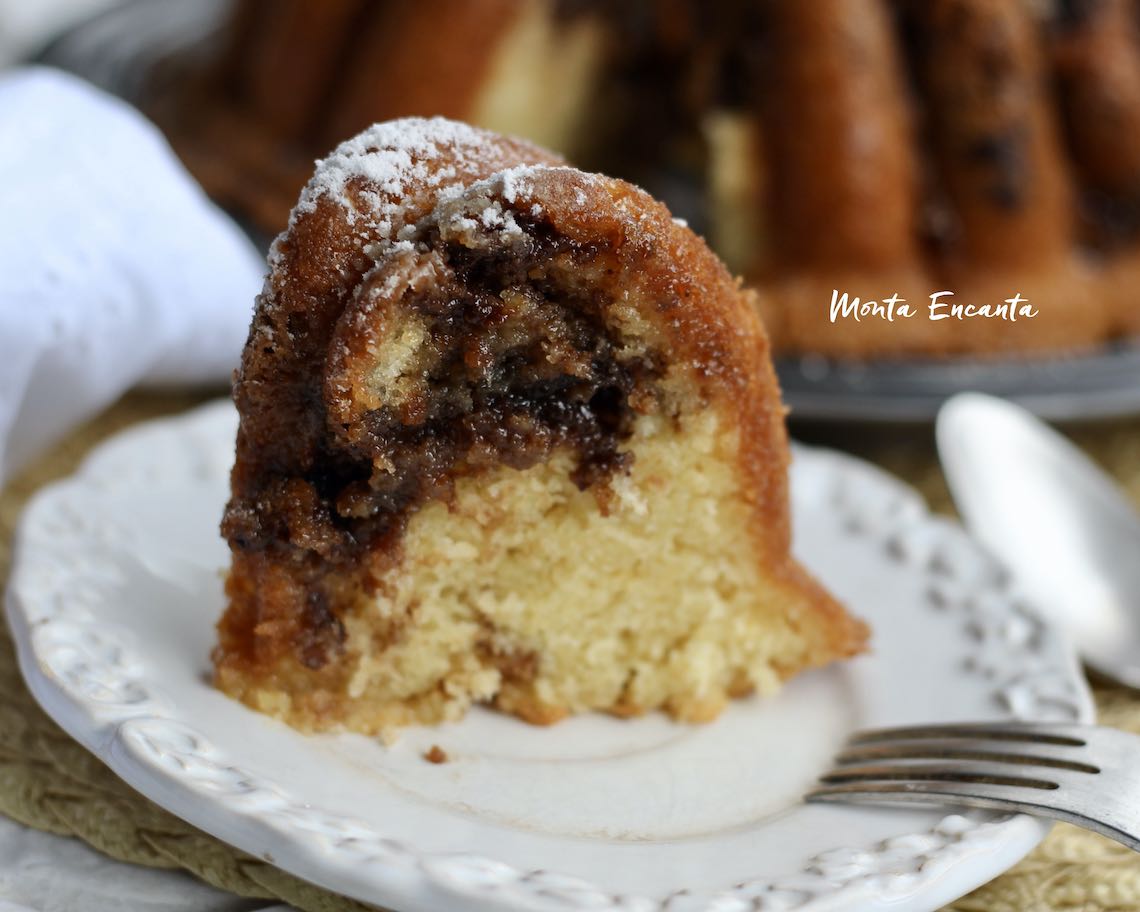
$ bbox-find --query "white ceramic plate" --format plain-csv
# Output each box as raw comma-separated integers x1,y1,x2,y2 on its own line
6,402,1093,912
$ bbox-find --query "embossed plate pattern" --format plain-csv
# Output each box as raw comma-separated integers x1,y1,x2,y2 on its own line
6,402,1093,912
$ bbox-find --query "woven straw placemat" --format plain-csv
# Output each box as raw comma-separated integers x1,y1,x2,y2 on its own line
4,392,1140,911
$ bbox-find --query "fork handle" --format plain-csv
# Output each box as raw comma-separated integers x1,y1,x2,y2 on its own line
808,783,1140,852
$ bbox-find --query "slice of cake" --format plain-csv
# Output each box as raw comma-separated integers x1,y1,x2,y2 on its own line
216,117,867,734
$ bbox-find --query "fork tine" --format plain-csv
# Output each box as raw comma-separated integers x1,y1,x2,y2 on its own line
819,761,1061,790
835,742,1100,773
847,723,1087,747
807,779,1057,808
805,779,1070,822
805,780,1140,853
810,724,1140,854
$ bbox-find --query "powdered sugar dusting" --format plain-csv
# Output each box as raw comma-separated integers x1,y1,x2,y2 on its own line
370,240,427,299
497,164,538,204
432,165,565,249
435,193,527,248
293,117,498,238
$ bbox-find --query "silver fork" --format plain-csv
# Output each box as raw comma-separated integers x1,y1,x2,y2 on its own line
806,722,1140,851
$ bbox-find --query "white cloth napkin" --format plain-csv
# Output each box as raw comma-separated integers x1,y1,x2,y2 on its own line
0,0,121,67
0,65,264,483
0,65,292,911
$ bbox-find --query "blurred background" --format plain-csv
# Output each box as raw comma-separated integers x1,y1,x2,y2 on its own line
8,0,1140,419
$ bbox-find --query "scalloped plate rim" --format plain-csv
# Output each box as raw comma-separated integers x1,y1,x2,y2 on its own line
4,401,1095,912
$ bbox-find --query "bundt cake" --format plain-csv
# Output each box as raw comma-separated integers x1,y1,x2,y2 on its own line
215,117,867,734
157,0,1140,358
